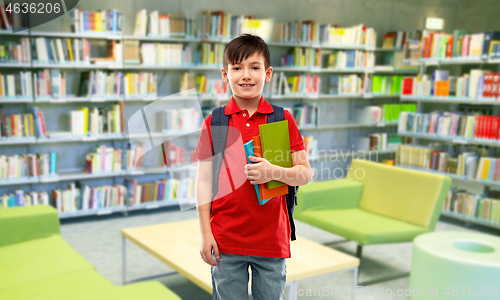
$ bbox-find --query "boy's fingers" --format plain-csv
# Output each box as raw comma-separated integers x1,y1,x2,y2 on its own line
249,156,263,162
213,245,220,259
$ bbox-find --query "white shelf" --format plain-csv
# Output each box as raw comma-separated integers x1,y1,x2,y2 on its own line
441,210,500,230
31,63,123,69
30,31,122,40
0,30,29,36
0,63,31,68
299,121,398,131
397,131,500,148
35,96,125,103
0,137,37,145
0,177,39,186
400,95,500,105
374,48,403,52
273,67,372,73
0,97,33,103
308,148,396,162
373,66,419,74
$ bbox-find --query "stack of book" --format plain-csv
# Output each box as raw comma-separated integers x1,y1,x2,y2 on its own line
280,47,321,68
124,72,157,96
126,178,195,205
382,31,422,49
0,109,47,138
196,43,224,65
78,71,123,98
355,132,402,151
289,104,318,127
31,38,91,65
72,9,123,34
326,50,374,69
0,71,33,98
229,16,273,40
34,69,66,98
140,43,190,65
190,74,228,96
370,75,403,95
243,120,292,205
124,40,140,64
444,188,500,223
0,38,31,63
401,69,494,98
84,144,144,174
53,183,127,213
355,104,416,124
320,24,376,47
272,20,321,44
70,104,123,136
134,10,193,37
329,75,363,95
265,73,319,96
397,144,480,179
398,111,480,138
0,152,57,179
0,190,50,208
404,30,500,60
156,108,202,132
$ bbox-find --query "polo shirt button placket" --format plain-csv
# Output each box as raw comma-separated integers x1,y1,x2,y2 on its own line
246,123,250,127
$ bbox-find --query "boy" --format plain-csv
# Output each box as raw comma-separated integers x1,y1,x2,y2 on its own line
195,34,312,300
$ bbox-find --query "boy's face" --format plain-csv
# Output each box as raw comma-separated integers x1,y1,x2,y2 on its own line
222,52,272,101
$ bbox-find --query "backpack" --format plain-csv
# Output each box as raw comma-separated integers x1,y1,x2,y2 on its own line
210,105,299,241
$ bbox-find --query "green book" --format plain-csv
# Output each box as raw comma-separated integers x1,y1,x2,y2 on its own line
259,120,292,190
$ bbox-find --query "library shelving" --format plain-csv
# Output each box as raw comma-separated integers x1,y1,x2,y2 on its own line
1,16,400,219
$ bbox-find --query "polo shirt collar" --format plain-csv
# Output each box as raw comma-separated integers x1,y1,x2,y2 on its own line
224,96,274,115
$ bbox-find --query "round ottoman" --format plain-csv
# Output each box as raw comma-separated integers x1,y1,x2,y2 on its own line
409,231,500,299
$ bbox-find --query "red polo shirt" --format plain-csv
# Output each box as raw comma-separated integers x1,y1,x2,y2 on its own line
196,96,305,258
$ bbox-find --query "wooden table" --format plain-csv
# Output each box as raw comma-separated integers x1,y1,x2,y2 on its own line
121,219,359,300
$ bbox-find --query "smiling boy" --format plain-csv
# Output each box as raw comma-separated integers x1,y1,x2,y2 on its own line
195,34,312,299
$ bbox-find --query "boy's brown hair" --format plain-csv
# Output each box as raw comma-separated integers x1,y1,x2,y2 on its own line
223,34,271,71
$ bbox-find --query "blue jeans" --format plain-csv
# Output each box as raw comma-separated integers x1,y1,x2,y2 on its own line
211,251,286,300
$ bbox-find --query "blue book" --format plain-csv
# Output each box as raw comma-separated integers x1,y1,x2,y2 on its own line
489,159,496,181
50,152,57,174
8,195,15,207
15,190,24,206
243,140,271,205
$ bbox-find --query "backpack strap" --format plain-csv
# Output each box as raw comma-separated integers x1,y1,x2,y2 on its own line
210,106,229,202
267,105,285,123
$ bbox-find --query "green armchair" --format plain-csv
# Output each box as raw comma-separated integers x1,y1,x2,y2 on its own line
0,205,181,300
295,159,451,262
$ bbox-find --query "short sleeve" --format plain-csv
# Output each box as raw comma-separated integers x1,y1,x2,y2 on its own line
284,110,305,153
195,115,214,161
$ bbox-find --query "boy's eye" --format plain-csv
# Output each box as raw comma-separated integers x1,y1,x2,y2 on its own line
232,67,241,70
252,67,260,70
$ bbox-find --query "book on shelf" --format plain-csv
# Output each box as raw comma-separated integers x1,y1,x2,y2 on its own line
31,37,91,64
382,30,422,49
0,4,29,32
161,140,197,167
52,183,127,213
268,72,319,96
140,43,187,65
320,24,376,47
370,75,403,95
271,20,321,44
401,69,499,99
0,152,57,179
287,104,318,127
0,71,32,98
0,38,31,63
355,103,415,124
124,40,140,64
0,190,50,208
189,74,228,96
156,108,202,132
78,71,123,97
397,144,482,179
34,69,66,98
92,40,122,65
85,144,144,174
325,50,374,69
125,178,192,206
72,9,123,34
134,10,193,37
303,135,318,158
329,75,363,95
124,72,157,96
280,47,322,68
354,132,400,151
70,104,123,136
379,51,418,70
444,188,500,224
0,108,46,138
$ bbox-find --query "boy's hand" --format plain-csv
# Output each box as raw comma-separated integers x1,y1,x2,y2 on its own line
245,156,275,185
200,232,220,266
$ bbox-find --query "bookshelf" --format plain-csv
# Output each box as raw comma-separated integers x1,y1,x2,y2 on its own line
0,16,401,218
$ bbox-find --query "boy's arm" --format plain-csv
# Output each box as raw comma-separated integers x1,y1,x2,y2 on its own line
246,149,312,186
196,159,220,266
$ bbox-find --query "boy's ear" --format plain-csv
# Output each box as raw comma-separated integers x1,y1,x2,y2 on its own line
221,68,229,84
265,67,273,83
